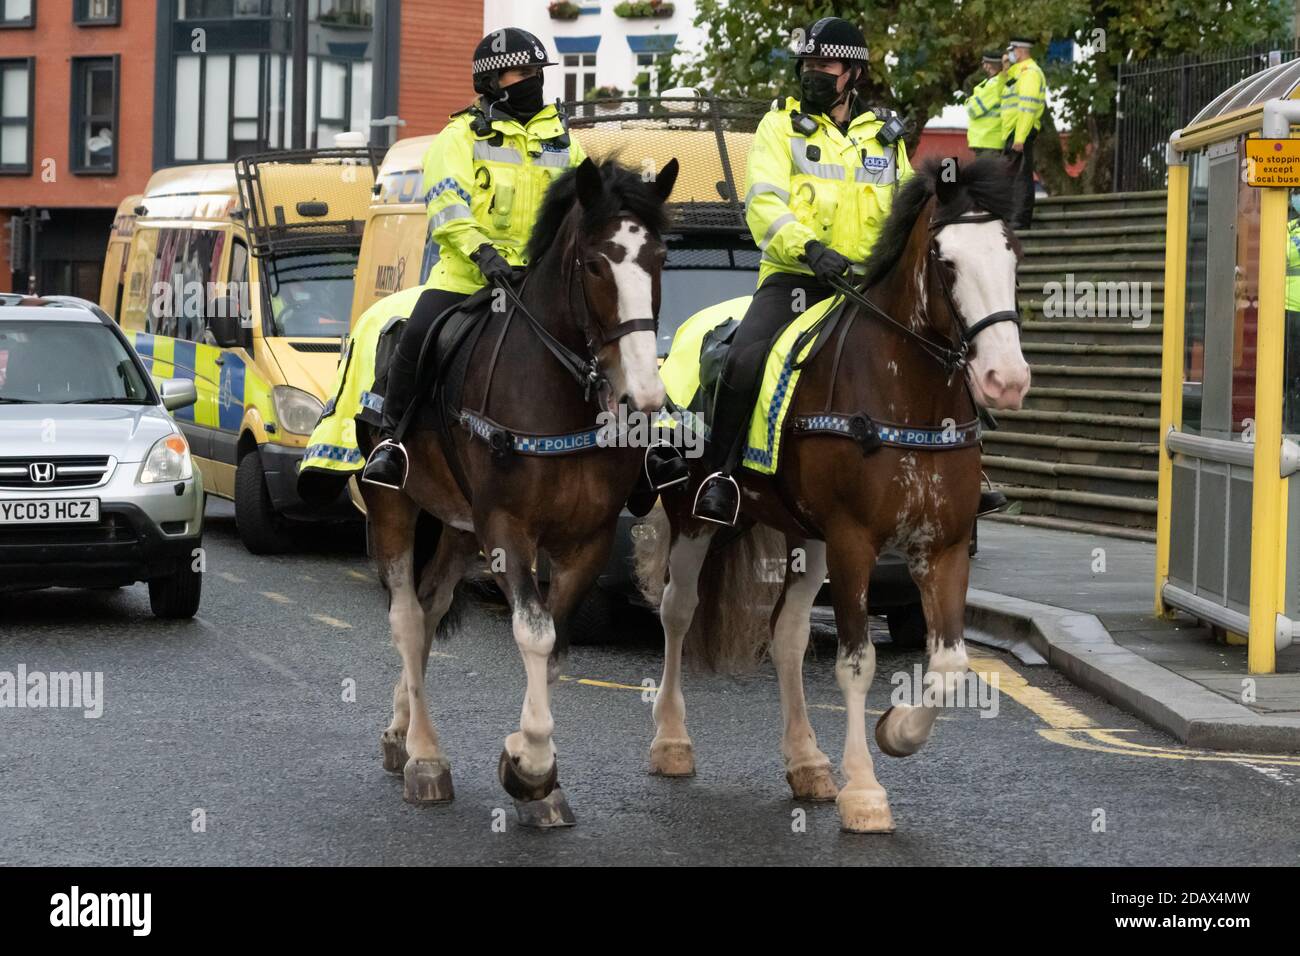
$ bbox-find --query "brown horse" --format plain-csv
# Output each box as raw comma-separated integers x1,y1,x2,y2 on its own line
360,156,678,824
638,157,1031,833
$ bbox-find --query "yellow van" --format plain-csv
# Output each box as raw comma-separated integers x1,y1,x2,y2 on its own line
113,148,376,553
99,193,141,322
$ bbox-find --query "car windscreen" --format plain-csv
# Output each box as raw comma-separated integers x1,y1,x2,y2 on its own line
266,250,356,338
0,320,152,405
659,242,761,356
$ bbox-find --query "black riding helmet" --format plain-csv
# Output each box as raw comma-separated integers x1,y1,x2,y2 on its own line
472,27,556,97
793,16,869,77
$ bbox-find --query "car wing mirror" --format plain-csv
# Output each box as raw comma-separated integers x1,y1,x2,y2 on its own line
160,378,197,411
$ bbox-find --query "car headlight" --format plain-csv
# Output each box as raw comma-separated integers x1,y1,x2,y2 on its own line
272,385,324,436
138,434,193,483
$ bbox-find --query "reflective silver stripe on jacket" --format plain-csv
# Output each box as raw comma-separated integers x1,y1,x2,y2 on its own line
473,141,523,164
534,147,571,168
790,138,845,180
758,213,796,250
428,203,472,230
855,148,897,185
745,182,791,208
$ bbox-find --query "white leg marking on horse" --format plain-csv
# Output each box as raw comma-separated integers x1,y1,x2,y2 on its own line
652,530,712,753
772,542,831,773
835,638,885,796
507,602,557,778
604,220,665,412
385,551,441,760
882,638,971,755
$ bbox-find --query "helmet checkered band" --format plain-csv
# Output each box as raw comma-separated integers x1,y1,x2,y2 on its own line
815,42,869,61
473,49,543,75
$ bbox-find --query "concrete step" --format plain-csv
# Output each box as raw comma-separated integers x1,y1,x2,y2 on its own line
982,429,1159,470
993,407,1160,443
1023,386,1163,416
1029,364,1162,391
1000,485,1158,529
983,454,1158,498
1021,341,1163,368
1020,226,1166,250
1021,241,1167,263
1020,320,1164,347
1030,189,1167,213
1023,207,1168,232
983,511,1157,543
1018,260,1166,286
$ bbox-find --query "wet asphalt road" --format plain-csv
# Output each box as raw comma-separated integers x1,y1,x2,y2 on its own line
1,500,1297,866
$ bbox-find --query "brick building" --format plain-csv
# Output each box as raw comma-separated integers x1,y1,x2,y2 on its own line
0,0,481,299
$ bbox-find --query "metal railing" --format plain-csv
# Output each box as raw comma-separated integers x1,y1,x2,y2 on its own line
1115,38,1300,191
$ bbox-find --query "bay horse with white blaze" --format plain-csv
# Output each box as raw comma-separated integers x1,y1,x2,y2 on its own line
639,157,1031,833
361,156,678,825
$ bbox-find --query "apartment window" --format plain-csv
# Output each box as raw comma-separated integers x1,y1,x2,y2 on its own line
318,0,372,27
71,56,119,174
74,0,119,25
563,53,597,102
175,0,287,19
0,59,32,174
0,0,32,28
635,51,671,97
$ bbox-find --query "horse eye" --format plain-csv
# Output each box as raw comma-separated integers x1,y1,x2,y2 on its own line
585,259,603,277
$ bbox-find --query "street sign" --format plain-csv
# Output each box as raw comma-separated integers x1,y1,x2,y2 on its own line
1245,138,1300,186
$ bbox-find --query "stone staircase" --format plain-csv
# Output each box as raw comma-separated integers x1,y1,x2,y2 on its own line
984,190,1168,541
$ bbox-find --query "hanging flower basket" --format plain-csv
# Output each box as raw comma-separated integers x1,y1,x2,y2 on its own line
549,1,581,20
614,1,675,19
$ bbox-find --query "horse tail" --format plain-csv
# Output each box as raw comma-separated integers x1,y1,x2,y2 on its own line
634,505,785,673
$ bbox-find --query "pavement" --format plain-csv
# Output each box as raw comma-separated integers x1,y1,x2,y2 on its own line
1,500,1299,865
969,518,1300,753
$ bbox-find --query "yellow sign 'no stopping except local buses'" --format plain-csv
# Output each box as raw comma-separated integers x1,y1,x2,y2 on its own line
1245,138,1300,187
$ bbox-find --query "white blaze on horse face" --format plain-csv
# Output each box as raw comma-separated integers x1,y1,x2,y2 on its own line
602,220,666,414
935,219,1031,411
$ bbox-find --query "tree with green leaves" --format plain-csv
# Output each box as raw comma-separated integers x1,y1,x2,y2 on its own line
676,0,1290,193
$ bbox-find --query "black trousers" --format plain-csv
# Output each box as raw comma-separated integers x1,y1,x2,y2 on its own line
384,286,469,433
971,146,1002,158
703,272,835,475
1004,129,1038,229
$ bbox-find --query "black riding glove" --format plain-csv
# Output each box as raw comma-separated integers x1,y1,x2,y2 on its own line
471,243,515,285
803,240,852,286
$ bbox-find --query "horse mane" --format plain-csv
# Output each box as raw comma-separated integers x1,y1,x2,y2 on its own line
526,157,670,263
861,155,1020,289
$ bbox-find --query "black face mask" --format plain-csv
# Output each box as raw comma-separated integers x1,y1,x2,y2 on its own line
496,74,545,121
800,69,845,117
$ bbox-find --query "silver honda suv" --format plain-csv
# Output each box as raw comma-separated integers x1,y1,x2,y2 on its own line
0,300,205,618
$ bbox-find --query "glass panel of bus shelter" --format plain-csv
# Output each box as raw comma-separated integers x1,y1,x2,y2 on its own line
1229,170,1260,435
1183,150,1209,434
1285,186,1300,433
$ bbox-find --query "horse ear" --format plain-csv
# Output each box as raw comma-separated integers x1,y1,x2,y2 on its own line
934,157,962,206
652,158,680,204
575,158,603,210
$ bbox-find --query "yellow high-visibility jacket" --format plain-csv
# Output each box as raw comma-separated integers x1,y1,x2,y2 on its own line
1001,57,1047,146
745,96,913,286
423,102,586,295
966,72,1006,150
1286,218,1300,312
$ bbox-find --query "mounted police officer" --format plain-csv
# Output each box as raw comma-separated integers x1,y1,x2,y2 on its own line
363,27,586,489
691,16,913,525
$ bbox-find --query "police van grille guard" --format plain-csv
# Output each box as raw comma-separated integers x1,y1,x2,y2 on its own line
561,96,769,236
234,147,383,259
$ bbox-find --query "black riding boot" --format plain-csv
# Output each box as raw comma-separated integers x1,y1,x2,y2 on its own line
692,373,752,526
361,344,418,490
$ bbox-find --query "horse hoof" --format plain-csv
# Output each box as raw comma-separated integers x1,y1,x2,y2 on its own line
837,789,895,834
498,749,558,802
403,757,454,805
649,738,695,777
513,786,577,828
381,730,408,774
874,706,919,758
786,762,838,802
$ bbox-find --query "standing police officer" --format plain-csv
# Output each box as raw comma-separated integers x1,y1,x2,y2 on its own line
363,28,586,489
966,50,1006,156
692,16,913,524
1001,36,1046,229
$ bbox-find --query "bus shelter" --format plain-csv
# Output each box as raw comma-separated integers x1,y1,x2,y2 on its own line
1156,59,1300,673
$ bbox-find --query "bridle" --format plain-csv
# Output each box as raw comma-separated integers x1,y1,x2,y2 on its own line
828,210,1021,379
492,211,659,404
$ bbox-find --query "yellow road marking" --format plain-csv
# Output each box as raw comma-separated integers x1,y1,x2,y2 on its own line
559,676,649,692
347,570,372,582
260,591,293,605
968,655,1096,729
217,572,245,584
311,614,351,629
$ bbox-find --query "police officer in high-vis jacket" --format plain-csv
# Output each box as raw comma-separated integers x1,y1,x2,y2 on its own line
363,28,586,489
692,16,912,524
966,50,1006,156
1001,36,1046,229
